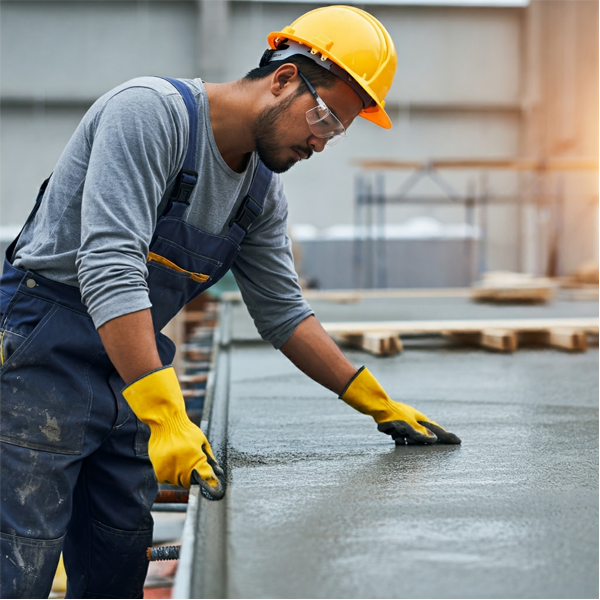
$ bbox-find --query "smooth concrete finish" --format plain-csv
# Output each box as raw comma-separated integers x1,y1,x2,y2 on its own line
224,345,598,599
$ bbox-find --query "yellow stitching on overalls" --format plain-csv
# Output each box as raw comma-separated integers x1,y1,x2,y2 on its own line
0,329,5,365
147,252,210,283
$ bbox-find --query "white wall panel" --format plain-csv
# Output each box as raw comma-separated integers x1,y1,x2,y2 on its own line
1,1,198,100
0,106,88,225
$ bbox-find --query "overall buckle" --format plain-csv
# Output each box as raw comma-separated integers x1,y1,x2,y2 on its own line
229,194,262,233
170,169,198,205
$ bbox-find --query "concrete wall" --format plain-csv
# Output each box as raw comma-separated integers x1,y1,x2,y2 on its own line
1,0,597,280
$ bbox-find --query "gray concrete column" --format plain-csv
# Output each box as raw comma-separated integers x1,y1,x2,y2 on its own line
197,0,230,83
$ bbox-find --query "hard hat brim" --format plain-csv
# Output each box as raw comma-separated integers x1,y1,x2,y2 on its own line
361,106,392,130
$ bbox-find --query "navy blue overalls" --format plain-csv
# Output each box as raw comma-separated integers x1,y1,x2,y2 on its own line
0,78,272,599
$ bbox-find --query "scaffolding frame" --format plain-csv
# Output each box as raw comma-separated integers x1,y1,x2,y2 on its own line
353,158,598,289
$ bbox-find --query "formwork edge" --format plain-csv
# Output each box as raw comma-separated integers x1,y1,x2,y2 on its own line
172,301,231,599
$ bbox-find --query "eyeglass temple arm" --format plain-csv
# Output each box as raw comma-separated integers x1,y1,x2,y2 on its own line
297,71,327,109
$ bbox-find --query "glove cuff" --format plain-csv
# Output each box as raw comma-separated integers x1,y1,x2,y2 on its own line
122,365,186,425
121,365,172,391
339,366,396,422
338,366,366,399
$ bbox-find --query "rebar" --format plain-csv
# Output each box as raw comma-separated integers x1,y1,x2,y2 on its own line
147,545,181,561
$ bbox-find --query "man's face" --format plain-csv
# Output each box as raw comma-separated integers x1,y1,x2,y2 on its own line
252,77,364,174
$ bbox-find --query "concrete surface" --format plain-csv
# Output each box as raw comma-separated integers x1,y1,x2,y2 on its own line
225,346,598,599
177,296,600,598
221,340,598,597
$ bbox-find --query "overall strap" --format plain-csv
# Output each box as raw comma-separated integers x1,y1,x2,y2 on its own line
227,160,273,245
6,176,51,263
158,77,199,218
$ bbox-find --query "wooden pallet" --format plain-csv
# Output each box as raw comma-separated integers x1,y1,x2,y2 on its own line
221,288,471,304
326,317,599,356
471,272,557,304
337,331,404,356
556,275,599,300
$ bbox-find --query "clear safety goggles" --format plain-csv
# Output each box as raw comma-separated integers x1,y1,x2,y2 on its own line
297,71,347,147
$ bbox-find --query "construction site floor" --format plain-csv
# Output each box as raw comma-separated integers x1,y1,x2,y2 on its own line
185,296,598,599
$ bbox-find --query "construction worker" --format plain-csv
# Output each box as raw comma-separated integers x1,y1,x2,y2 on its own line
0,5,460,598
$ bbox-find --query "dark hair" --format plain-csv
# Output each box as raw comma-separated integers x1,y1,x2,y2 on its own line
244,54,339,96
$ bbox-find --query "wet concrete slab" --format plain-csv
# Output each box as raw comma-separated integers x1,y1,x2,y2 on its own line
224,345,598,599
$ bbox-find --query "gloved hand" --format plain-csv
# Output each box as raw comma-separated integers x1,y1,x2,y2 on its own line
122,366,225,499
340,366,461,445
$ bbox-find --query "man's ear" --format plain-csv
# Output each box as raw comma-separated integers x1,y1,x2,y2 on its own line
270,63,299,97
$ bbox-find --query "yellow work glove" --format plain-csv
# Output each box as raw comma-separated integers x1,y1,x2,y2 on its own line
122,366,225,499
340,367,461,445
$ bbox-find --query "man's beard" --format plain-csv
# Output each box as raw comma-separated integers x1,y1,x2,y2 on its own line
252,95,313,174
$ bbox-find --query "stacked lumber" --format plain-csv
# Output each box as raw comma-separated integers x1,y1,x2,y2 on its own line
555,261,599,300
326,317,598,356
471,271,556,304
574,260,599,285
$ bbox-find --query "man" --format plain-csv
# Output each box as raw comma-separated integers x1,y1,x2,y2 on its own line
0,5,460,598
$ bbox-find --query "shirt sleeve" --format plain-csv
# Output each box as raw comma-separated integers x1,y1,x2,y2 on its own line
76,86,187,328
231,174,314,349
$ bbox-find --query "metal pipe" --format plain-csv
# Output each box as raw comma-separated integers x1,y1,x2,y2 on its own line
147,545,181,561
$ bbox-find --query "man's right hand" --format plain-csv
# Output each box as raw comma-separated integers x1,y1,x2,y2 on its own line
122,365,225,499
340,367,461,445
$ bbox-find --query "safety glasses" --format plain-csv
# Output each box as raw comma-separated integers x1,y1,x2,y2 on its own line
297,71,347,147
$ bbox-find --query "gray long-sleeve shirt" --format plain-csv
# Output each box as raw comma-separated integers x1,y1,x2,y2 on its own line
13,77,312,348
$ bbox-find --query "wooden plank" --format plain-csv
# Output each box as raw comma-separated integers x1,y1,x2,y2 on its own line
548,328,588,352
480,329,518,352
353,158,599,171
471,287,555,303
336,333,364,347
516,330,548,347
222,288,472,304
442,331,481,346
304,288,471,301
567,288,599,301
471,272,556,303
337,332,402,356
322,318,599,336
362,332,402,356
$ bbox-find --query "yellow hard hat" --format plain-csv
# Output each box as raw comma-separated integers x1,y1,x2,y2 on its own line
266,5,397,129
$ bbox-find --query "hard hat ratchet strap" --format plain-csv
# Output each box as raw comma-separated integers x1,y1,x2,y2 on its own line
261,41,375,110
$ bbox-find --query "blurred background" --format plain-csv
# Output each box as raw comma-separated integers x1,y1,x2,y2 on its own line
1,0,598,289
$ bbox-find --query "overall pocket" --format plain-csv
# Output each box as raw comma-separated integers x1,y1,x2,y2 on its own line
148,252,209,283
150,236,222,279
108,371,151,458
0,289,59,368
0,290,100,455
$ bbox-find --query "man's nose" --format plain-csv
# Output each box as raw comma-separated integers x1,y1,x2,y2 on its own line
308,136,327,153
